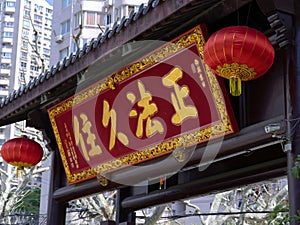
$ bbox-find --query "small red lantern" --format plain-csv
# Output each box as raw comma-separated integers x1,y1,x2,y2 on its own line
203,26,275,96
1,137,43,175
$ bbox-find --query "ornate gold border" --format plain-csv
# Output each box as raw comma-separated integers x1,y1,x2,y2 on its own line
48,26,236,184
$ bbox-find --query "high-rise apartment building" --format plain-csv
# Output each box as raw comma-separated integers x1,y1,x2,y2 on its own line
0,0,53,145
51,0,148,65
0,0,52,206
0,0,52,222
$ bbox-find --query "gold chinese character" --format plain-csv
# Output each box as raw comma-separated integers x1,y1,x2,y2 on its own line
127,80,163,138
162,67,198,125
191,59,206,88
102,100,129,150
73,114,102,161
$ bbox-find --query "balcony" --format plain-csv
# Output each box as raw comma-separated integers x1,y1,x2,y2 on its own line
0,90,8,96
1,48,12,53
114,0,143,7
4,15,14,22
0,79,9,86
2,37,13,44
0,68,10,75
2,26,14,33
0,58,11,64
3,7,15,14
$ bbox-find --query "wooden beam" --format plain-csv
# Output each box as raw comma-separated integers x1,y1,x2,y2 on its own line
121,156,286,211
287,1,300,224
52,117,284,203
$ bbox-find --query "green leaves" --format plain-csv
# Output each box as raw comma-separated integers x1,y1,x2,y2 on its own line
291,155,300,179
14,187,41,214
268,205,289,225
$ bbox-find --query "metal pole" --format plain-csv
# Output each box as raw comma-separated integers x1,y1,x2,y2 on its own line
47,150,67,225
116,187,136,225
287,1,300,223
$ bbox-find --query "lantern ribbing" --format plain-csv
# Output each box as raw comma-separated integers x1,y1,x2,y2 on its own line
203,26,275,96
0,137,43,176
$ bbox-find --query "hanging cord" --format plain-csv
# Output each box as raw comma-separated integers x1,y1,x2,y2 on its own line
236,0,240,25
16,165,25,178
245,1,253,25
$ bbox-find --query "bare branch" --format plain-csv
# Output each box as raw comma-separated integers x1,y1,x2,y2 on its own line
0,168,8,177
28,15,45,72
73,4,83,50
32,166,50,174
97,24,104,33
144,204,167,225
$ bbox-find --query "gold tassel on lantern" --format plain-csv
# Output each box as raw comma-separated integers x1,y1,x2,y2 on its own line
203,26,275,97
229,76,242,96
16,165,25,178
1,137,43,179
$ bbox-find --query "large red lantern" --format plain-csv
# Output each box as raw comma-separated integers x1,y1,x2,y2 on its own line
1,137,43,175
203,26,275,96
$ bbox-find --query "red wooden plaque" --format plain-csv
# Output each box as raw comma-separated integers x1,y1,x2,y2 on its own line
48,25,238,184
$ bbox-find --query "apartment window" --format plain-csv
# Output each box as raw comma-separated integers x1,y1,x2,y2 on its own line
21,62,27,68
35,24,42,31
59,47,69,60
43,48,50,55
44,37,51,42
72,42,77,52
0,85,8,90
2,43,12,48
22,30,29,39
23,30,29,36
32,35,41,44
34,4,43,11
74,12,82,28
23,20,30,29
106,14,111,25
44,59,50,66
22,41,28,49
5,1,16,8
86,11,98,25
62,0,72,8
45,28,52,33
34,14,43,22
1,52,12,59
19,72,26,84
30,65,39,71
24,0,31,8
3,32,13,38
24,10,30,17
1,63,10,69
45,18,52,26
21,52,28,59
4,22,14,27
82,39,88,47
115,8,120,21
61,20,70,35
46,8,52,14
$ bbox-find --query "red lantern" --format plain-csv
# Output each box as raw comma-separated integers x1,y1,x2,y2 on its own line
1,137,43,175
203,26,275,96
